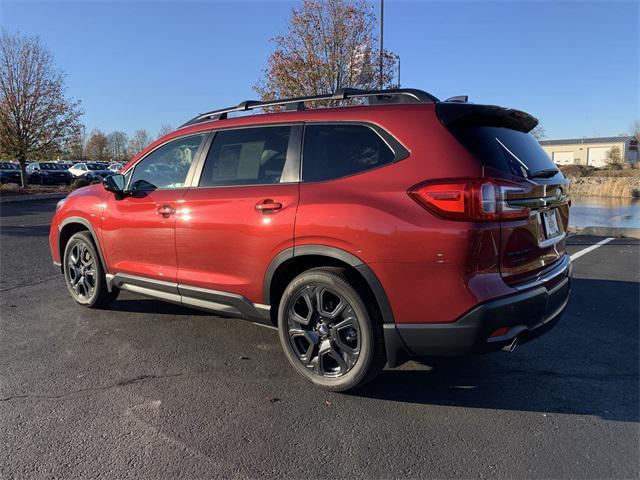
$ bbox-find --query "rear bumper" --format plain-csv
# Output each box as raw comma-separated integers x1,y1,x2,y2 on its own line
384,256,571,366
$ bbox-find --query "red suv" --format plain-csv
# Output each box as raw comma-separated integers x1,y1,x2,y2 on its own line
49,88,571,391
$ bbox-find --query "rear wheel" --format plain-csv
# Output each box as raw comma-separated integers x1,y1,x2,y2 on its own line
63,231,119,308
277,267,385,392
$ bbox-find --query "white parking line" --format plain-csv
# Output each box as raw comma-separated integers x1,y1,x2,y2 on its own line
570,237,615,261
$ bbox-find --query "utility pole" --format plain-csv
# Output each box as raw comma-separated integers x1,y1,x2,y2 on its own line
379,0,384,89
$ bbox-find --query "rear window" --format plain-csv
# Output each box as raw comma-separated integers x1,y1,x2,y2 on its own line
449,126,556,178
302,124,395,182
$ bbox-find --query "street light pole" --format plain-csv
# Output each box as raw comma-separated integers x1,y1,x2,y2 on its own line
379,0,384,89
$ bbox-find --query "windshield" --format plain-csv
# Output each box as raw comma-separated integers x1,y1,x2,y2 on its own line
448,126,557,178
0,162,18,170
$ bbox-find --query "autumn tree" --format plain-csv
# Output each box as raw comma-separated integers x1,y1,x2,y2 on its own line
107,130,128,161
85,129,109,161
0,31,83,186
157,124,173,139
127,129,152,157
254,0,398,103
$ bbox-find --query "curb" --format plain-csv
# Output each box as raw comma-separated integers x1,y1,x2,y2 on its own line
569,226,640,240
0,193,67,204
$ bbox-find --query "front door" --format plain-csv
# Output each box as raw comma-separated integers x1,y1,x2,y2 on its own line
176,125,301,304
101,133,207,283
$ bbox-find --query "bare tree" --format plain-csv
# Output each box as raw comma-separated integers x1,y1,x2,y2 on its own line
630,119,640,142
107,130,128,161
605,145,622,165
530,123,546,141
127,129,152,158
254,0,398,103
157,124,173,139
0,31,83,186
85,129,109,161
61,124,86,160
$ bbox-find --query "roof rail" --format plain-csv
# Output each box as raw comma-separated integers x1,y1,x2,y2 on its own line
180,88,439,127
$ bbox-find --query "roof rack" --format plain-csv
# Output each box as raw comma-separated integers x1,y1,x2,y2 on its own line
180,88,439,127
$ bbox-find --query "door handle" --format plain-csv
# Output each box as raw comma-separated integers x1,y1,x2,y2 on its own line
157,204,176,218
255,199,283,213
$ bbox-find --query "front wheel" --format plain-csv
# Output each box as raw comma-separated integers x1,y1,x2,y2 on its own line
63,231,119,308
277,267,385,392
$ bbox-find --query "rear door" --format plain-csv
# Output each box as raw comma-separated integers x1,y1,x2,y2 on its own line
439,104,570,286
175,124,301,304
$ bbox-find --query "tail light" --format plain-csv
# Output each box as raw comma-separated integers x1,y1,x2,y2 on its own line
409,178,530,221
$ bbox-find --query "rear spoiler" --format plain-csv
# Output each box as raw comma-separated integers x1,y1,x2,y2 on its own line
436,102,538,133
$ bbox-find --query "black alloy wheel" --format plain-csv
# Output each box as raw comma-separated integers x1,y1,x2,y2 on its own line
278,267,385,392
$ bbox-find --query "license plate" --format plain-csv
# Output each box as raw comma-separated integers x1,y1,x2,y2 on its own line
542,210,560,238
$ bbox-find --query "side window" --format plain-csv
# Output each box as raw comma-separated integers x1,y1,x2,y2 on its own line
129,134,205,190
199,126,291,187
302,124,395,182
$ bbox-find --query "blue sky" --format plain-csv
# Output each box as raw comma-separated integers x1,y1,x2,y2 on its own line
2,0,638,139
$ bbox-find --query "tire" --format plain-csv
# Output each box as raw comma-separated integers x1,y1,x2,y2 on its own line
277,267,385,392
63,231,119,308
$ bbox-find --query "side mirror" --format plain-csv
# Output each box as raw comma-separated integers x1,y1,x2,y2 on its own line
103,174,126,195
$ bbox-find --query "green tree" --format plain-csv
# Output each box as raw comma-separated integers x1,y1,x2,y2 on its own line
0,31,82,186
255,0,398,103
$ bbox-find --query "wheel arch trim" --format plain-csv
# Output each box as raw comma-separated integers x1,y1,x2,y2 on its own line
264,245,395,324
58,216,109,274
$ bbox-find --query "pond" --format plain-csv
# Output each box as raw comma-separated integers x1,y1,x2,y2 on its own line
569,196,640,229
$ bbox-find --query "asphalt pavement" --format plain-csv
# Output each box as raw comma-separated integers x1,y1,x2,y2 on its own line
1,198,638,479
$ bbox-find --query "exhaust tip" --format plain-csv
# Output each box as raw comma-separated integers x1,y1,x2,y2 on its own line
502,336,519,353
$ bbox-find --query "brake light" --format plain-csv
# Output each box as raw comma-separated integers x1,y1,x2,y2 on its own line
409,178,530,221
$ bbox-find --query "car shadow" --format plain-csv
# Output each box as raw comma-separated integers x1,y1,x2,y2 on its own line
109,297,210,316
102,276,638,423
355,277,639,423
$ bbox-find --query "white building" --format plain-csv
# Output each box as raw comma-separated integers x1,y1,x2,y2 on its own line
540,136,638,167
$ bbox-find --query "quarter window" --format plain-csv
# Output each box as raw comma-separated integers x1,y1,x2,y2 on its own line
199,126,291,187
129,134,204,190
302,124,395,182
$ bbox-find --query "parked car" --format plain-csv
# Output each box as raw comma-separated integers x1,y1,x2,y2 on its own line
49,88,571,391
26,162,73,185
68,162,113,182
0,162,22,184
108,162,124,172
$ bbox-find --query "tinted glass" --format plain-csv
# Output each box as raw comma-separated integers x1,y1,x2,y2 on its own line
1,162,17,169
448,126,556,178
199,126,291,187
302,124,395,182
130,134,204,190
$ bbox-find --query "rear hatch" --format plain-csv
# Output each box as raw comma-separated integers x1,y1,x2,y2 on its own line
437,103,570,287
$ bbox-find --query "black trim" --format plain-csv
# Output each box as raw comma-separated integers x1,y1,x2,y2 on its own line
392,276,570,359
58,217,109,274
106,273,271,323
263,245,395,324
